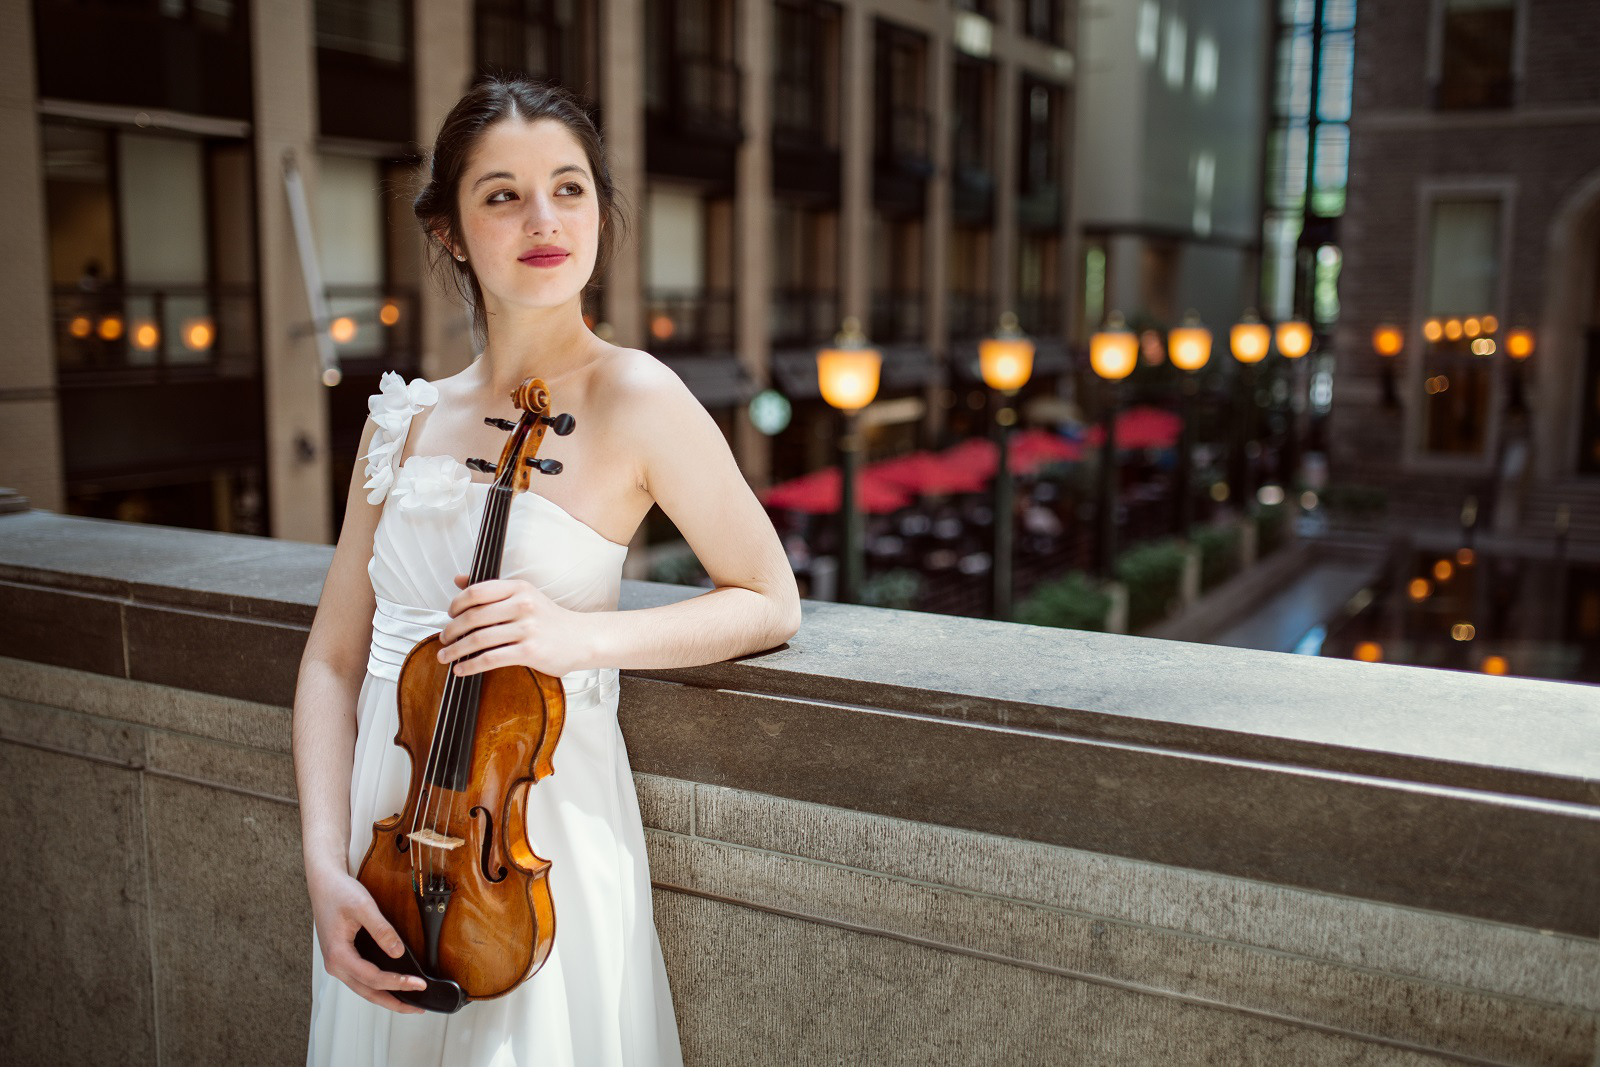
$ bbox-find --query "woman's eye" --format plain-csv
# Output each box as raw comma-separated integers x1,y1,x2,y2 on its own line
487,189,516,203
559,182,584,196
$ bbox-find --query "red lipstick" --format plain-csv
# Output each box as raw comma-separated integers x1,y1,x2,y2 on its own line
519,244,570,268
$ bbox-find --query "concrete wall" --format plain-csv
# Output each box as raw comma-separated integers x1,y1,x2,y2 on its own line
1,508,1596,1065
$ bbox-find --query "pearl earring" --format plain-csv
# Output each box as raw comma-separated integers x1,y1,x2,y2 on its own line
455,253,466,262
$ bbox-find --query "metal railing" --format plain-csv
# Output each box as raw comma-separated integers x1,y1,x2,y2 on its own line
771,289,840,348
645,288,736,352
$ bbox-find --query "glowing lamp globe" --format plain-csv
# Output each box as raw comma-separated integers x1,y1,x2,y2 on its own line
1373,325,1404,357
817,317,882,411
979,312,1035,393
1089,313,1138,381
1168,312,1212,372
1230,314,1271,364
1275,319,1313,359
1505,329,1535,361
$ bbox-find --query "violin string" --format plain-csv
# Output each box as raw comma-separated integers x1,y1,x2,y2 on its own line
440,480,509,867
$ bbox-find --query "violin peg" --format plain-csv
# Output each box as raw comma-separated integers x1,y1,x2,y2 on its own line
465,458,497,474
524,457,563,475
540,413,576,436
484,417,516,431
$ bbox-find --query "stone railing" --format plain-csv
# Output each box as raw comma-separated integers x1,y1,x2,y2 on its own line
0,504,1596,1066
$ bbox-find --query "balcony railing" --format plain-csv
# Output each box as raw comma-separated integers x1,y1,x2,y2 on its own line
876,105,930,168
645,288,736,352
773,78,836,151
2,507,1592,1066
679,56,743,137
1014,293,1064,339
771,288,840,348
870,290,924,344
51,283,258,379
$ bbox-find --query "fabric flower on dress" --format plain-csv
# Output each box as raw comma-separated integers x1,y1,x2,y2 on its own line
361,371,439,504
392,454,472,512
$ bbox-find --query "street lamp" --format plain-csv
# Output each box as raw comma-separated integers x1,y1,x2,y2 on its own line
979,312,1035,621
817,316,882,604
1506,327,1534,413
1228,311,1271,505
1373,323,1403,409
1273,318,1312,491
1167,311,1212,540
1090,312,1138,577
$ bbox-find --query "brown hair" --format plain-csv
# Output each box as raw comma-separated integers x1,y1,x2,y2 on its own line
413,75,629,348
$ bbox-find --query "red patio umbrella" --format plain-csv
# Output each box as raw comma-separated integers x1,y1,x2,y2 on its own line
937,431,1083,479
760,467,914,514
868,450,990,496
1085,405,1183,450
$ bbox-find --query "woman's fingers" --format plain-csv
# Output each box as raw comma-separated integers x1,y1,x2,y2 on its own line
437,597,522,650
438,621,525,667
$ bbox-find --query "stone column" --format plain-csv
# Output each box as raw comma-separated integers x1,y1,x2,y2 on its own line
734,0,773,486
414,0,475,379
0,1,65,511
924,20,954,446
601,0,646,350
839,2,873,325
253,0,331,542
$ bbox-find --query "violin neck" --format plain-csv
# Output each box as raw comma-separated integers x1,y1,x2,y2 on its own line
468,484,514,584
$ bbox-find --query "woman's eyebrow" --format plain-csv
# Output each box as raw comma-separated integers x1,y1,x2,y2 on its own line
552,164,591,180
470,165,590,189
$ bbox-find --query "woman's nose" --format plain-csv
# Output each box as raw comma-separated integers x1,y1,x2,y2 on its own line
524,195,559,237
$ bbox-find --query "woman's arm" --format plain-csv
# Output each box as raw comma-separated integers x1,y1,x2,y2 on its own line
436,355,803,677
292,417,426,1013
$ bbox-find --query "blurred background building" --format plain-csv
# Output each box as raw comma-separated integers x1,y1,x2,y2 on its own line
0,0,1088,554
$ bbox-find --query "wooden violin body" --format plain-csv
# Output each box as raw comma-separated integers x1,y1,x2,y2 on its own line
353,377,576,1013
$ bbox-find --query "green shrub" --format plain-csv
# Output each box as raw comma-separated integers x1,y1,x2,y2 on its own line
1254,501,1290,556
1114,539,1188,632
1016,571,1111,632
861,568,923,610
1191,524,1239,592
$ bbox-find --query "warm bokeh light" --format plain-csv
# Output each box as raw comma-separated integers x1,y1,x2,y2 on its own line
1354,641,1382,662
1301,490,1319,509
1470,338,1496,356
1425,375,1451,394
1373,324,1404,356
1168,323,1212,371
1422,319,1443,342
1481,655,1509,676
97,315,124,341
1443,318,1463,341
1209,482,1229,502
650,314,675,341
1463,317,1481,338
330,316,357,344
321,366,343,387
1506,329,1535,360
1275,320,1313,359
1481,314,1498,334
1456,547,1476,566
1408,577,1432,601
1433,559,1454,581
132,321,159,350
1230,317,1270,364
380,301,401,326
1257,484,1285,506
1089,315,1138,380
816,318,882,412
979,313,1034,392
69,315,92,339
183,318,214,350
1451,622,1476,642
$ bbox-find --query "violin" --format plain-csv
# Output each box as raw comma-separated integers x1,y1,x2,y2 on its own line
353,377,577,1013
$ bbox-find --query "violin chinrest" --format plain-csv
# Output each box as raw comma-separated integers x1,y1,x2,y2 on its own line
354,927,469,1014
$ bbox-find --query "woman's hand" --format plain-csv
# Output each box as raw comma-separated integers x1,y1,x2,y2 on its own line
308,865,427,1014
437,574,595,678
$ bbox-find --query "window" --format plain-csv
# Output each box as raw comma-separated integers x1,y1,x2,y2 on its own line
1421,199,1501,455
1436,0,1515,110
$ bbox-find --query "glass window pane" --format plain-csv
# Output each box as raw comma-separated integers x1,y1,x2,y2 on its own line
1311,123,1348,216
1318,31,1354,122
1427,199,1499,316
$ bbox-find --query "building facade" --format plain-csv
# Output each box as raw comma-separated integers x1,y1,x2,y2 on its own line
1,0,1079,557
1333,0,1600,494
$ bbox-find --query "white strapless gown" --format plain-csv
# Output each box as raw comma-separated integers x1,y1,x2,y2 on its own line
308,378,683,1067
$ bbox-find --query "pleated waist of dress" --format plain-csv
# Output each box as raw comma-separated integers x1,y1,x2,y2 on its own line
367,595,619,712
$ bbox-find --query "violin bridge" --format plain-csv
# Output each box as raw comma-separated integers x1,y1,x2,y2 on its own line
407,829,466,851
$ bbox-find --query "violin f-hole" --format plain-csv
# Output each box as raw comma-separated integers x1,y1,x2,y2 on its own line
471,805,508,883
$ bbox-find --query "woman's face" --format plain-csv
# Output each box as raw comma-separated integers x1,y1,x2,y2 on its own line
452,117,601,318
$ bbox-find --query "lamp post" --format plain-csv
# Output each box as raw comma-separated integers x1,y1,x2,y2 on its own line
1090,312,1138,576
1228,311,1270,506
1373,323,1403,410
979,311,1035,621
1167,311,1212,540
1273,318,1313,490
816,316,882,604
1505,327,1534,413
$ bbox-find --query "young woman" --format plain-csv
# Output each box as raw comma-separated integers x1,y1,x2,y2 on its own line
293,76,802,1066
